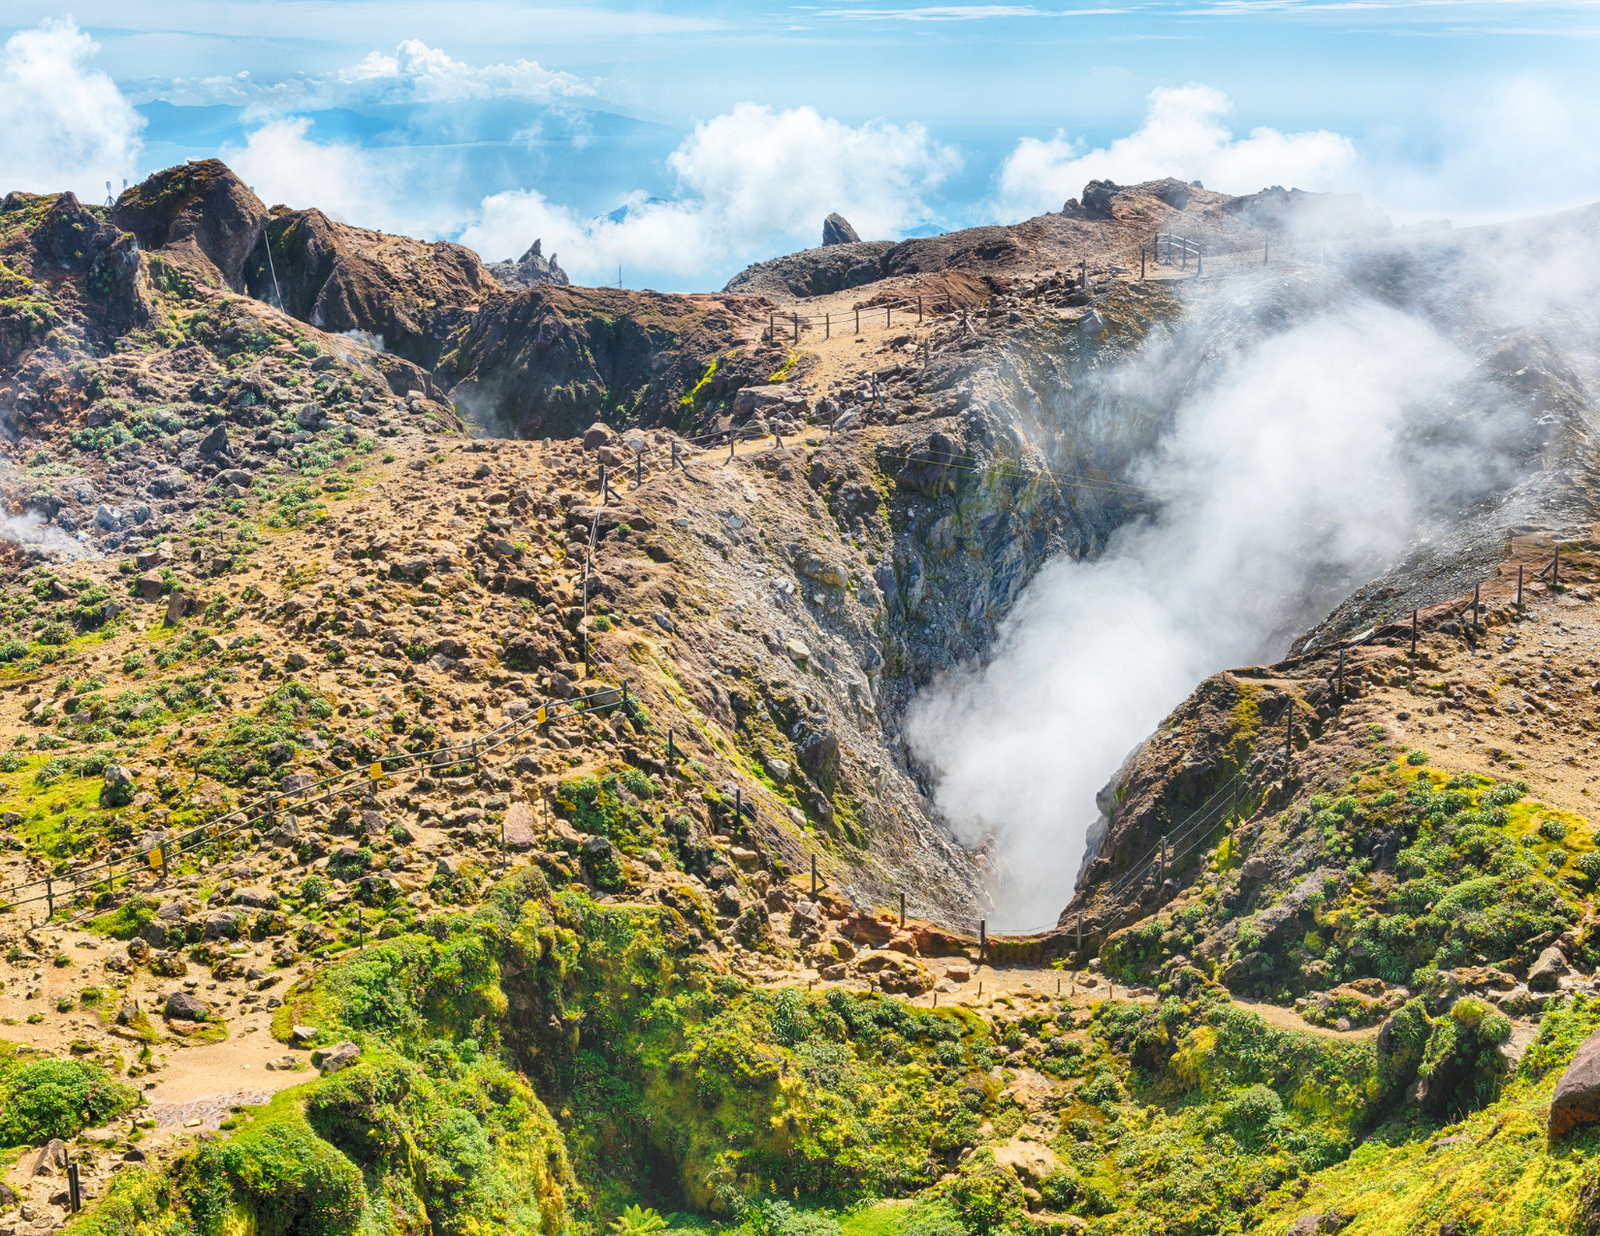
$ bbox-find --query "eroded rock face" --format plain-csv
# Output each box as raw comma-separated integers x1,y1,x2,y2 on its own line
242,207,496,368
113,160,268,291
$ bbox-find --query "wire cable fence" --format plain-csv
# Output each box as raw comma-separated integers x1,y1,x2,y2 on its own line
2,683,636,923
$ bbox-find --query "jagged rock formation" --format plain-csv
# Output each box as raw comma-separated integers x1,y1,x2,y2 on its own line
823,212,861,245
485,239,570,289
241,206,497,369
111,158,267,291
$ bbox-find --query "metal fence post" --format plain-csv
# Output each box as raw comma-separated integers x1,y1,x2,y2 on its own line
1411,609,1419,657
1518,563,1524,609
45,876,52,920
979,919,987,967
811,854,817,896
899,892,905,928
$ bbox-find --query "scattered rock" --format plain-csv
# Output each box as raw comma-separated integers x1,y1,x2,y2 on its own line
311,1041,361,1074
163,991,209,1021
1529,944,1570,992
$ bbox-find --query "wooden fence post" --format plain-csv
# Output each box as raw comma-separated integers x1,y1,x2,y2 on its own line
917,296,923,322
979,920,987,967
1411,609,1419,656
1518,563,1524,609
811,854,818,897
899,892,905,928
1337,648,1345,699
1473,583,1480,626
855,308,860,334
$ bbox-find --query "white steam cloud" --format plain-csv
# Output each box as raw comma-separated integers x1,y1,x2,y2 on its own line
906,294,1520,929
0,18,143,199
993,85,1355,221
458,103,959,283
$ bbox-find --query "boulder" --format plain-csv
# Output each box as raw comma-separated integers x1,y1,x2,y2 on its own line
502,801,539,851
163,991,209,1021
199,424,229,455
1549,1027,1600,1138
32,1139,67,1175
291,1024,319,1044
822,213,862,246
101,763,135,807
311,1041,361,1074
583,422,618,451
1529,944,1570,992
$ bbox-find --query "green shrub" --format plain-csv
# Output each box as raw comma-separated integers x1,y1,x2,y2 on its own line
216,1118,367,1236
743,1201,841,1236
611,1206,669,1236
1406,751,1430,766
0,1058,140,1142
1539,817,1569,842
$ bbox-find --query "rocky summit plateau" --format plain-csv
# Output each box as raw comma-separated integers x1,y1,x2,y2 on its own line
3,159,1600,1236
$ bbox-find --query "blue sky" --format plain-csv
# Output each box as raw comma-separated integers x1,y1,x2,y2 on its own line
3,1,1599,289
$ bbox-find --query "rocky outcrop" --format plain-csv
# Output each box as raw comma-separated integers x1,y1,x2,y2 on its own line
1224,185,1392,238
242,207,496,368
823,213,861,245
723,241,893,299
439,285,776,438
486,239,570,290
112,160,267,290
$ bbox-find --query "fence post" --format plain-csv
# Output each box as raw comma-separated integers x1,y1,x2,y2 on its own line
1337,647,1345,699
1284,703,1293,769
1473,583,1480,627
886,305,891,328
45,876,52,920
1080,259,1086,288
899,891,905,928
1197,245,1203,276
733,788,741,836
1076,911,1083,957
811,854,817,897
1140,248,1145,279
1554,546,1560,587
635,451,642,487
979,919,987,967
1181,241,1187,271
598,463,607,506
472,740,481,775
671,438,681,470
825,312,829,339
793,313,799,342
855,308,860,334
1518,563,1524,610
1411,609,1418,657
768,312,774,341
667,729,677,764
67,1162,80,1214
917,296,922,322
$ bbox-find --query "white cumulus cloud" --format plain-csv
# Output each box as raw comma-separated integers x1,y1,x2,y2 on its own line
336,39,595,103
993,84,1355,221
0,18,144,200
220,117,466,239
458,102,960,284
